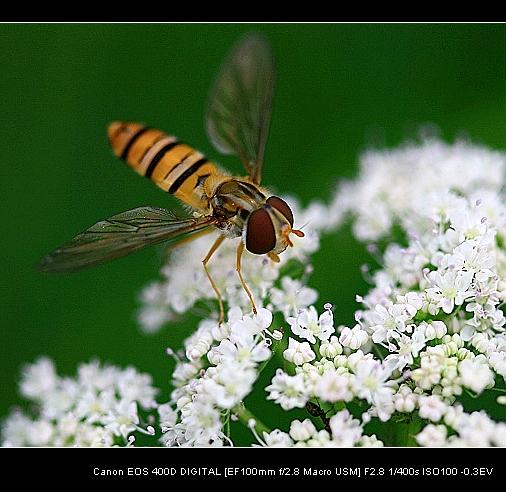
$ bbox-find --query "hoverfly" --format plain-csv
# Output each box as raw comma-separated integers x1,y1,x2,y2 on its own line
37,33,304,323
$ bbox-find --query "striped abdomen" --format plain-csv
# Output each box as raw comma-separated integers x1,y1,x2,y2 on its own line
108,121,218,210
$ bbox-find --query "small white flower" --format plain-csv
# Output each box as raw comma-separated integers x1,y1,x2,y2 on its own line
28,420,54,447
260,429,294,447
488,349,506,378
265,369,309,410
212,322,271,367
74,389,115,424
289,419,317,442
287,305,335,344
411,354,443,390
418,395,447,422
451,410,498,446
385,330,426,370
369,301,410,345
158,403,178,430
269,277,318,319
101,399,139,439
339,324,369,349
358,434,384,447
393,384,418,413
420,320,447,340
458,357,495,394
1,411,35,447
416,424,448,447
313,369,353,403
178,397,225,447
185,330,214,362
351,359,395,421
319,335,343,359
19,357,58,401
202,361,257,409
396,292,423,317
328,409,363,447
283,337,316,365
116,366,158,409
426,270,475,314
137,281,175,333
445,241,495,282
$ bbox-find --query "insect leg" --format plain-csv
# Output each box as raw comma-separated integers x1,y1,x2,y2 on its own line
202,234,227,323
236,241,257,315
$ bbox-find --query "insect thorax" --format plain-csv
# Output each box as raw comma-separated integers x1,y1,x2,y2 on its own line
209,178,268,238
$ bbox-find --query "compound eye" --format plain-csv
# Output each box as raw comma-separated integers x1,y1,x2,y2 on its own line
246,208,276,254
266,196,294,227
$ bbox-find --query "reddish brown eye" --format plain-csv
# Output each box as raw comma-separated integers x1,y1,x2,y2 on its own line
246,208,276,254
266,196,294,226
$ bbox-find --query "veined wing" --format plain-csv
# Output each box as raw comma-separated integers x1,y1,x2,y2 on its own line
36,206,218,273
205,32,275,185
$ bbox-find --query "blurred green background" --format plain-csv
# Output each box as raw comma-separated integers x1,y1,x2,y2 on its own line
3,23,506,444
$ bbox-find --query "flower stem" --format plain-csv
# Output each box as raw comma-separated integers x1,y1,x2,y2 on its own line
385,416,421,446
234,403,271,437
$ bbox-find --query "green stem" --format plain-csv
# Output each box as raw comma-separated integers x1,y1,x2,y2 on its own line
386,416,421,446
234,403,271,438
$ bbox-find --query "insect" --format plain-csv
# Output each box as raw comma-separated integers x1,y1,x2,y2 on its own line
37,32,304,323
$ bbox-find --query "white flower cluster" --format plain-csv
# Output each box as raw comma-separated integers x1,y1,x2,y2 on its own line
158,307,274,446
323,135,506,446
1,357,158,446
3,134,506,447
247,135,506,447
337,136,506,385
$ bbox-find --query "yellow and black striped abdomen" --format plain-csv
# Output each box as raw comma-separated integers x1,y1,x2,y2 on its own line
108,121,218,210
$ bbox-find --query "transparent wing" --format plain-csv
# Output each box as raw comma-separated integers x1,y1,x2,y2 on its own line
205,32,275,185
36,206,217,273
